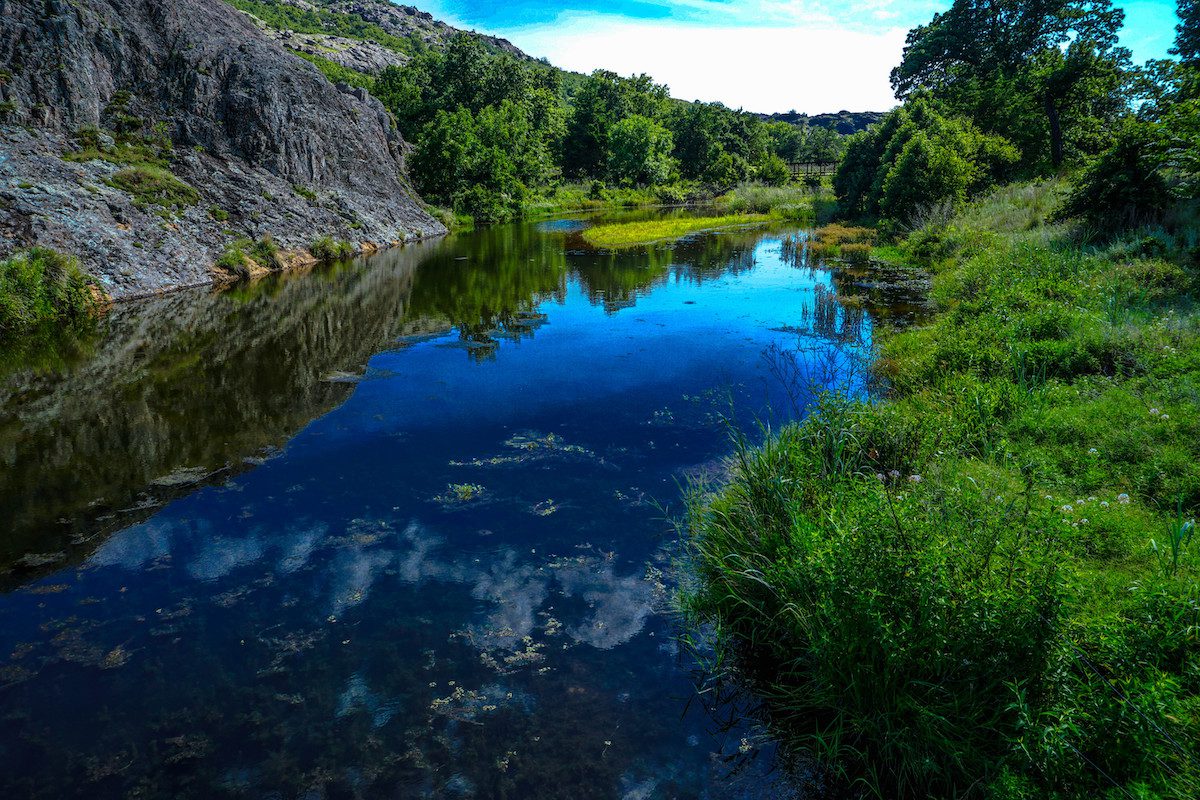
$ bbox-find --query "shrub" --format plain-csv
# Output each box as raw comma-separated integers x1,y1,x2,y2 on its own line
310,235,354,262
1057,120,1174,228
755,153,791,186
0,248,99,335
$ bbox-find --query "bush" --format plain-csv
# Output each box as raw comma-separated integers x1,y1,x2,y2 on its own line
833,97,1018,224
310,235,354,262
1057,120,1174,228
0,248,99,335
755,153,791,186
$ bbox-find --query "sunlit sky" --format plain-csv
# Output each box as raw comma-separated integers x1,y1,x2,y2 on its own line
412,0,1182,114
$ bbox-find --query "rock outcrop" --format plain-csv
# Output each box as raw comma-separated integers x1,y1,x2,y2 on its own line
0,0,446,299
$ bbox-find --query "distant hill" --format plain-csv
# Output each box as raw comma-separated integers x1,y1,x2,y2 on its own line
758,111,887,135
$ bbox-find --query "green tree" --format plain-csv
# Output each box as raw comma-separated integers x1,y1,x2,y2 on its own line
755,153,791,186
563,70,670,179
606,115,677,186
1172,0,1200,65
891,0,1130,170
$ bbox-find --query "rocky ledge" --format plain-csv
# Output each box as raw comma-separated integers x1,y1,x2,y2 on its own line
0,0,446,300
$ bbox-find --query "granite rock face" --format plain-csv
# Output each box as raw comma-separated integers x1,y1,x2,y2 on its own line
0,0,445,299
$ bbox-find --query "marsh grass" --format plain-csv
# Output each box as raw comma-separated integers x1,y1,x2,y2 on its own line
582,214,772,249
684,182,1200,798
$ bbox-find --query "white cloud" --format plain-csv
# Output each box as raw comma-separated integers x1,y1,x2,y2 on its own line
499,13,906,113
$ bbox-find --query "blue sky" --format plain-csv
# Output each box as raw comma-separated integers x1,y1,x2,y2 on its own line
414,0,1182,114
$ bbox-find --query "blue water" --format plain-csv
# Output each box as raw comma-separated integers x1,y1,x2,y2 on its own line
0,218,876,798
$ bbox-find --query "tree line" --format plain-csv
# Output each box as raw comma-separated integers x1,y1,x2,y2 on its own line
370,36,845,222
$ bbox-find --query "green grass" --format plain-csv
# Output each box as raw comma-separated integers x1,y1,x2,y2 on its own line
683,181,1200,799
290,50,375,91
104,165,199,213
716,182,821,220
215,237,280,278
581,214,772,249
0,248,100,336
227,0,418,55
310,235,355,262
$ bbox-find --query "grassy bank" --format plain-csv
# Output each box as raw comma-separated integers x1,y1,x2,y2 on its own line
582,214,774,249
683,181,1200,798
0,248,101,336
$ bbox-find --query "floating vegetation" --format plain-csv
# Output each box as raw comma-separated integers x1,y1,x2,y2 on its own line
449,430,606,470
531,500,559,517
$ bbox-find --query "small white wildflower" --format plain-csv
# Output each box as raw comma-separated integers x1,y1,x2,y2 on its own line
876,473,886,482
1117,493,1131,505
1088,448,1098,455
889,470,901,479
1088,496,1097,502
908,474,923,484
1100,501,1110,508
1045,495,1054,501
1072,523,1079,528
1061,505,1074,513
1150,408,1160,416
1081,519,1089,525
1160,414,1169,421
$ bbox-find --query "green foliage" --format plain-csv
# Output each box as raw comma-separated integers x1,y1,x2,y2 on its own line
606,115,677,187
834,97,1018,224
890,0,1130,172
215,236,279,278
310,235,355,262
685,184,1200,798
754,153,790,186
290,51,374,91
1058,120,1175,227
0,248,99,336
228,0,417,55
105,165,199,213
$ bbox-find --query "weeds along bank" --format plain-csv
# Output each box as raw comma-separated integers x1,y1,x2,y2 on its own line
683,181,1200,799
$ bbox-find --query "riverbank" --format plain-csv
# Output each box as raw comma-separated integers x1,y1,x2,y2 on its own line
683,179,1200,798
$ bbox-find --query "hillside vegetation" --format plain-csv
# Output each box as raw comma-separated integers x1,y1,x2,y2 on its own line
684,2,1200,798
227,0,849,224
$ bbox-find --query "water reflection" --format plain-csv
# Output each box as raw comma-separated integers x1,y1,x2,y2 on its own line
0,215,887,799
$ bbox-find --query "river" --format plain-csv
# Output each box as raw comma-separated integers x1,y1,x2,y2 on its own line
0,212,920,798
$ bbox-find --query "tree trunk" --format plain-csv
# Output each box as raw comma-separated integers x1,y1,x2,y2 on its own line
1045,94,1064,170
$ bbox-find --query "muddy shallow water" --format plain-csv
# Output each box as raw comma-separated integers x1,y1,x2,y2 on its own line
0,214,914,798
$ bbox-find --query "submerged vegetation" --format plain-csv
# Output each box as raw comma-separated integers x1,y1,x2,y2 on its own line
0,248,100,336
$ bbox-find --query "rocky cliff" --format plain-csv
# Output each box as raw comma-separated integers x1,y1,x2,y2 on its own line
0,0,446,300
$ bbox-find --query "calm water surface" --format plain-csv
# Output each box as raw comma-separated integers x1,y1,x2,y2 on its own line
0,214,906,798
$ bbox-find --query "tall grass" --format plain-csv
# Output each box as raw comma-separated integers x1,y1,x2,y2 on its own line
0,248,100,336
683,183,1200,798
